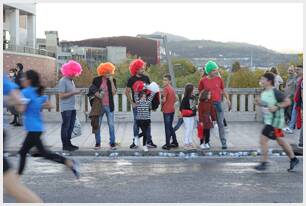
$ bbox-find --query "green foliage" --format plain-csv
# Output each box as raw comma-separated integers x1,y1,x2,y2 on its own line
232,61,241,72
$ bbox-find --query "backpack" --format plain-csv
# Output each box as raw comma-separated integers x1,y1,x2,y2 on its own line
151,92,160,111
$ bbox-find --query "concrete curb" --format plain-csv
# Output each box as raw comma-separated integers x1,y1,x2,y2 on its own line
5,148,302,157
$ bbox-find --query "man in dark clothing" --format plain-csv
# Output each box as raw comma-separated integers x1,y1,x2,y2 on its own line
125,59,157,149
11,63,24,126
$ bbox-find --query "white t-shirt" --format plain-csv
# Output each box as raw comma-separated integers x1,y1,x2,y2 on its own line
274,75,284,90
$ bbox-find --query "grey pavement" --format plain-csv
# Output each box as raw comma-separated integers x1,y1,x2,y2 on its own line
3,156,303,203
4,121,303,155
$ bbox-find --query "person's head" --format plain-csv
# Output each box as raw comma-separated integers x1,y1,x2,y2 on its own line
184,83,194,98
97,62,115,77
200,90,211,101
295,65,303,77
60,60,83,79
129,59,145,76
270,67,278,75
23,70,45,96
9,68,16,77
260,72,275,88
205,61,219,77
16,63,23,72
288,65,295,76
163,74,171,87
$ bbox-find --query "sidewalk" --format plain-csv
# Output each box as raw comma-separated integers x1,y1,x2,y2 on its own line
4,121,302,156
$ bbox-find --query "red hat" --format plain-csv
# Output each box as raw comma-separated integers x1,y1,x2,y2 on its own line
132,80,145,92
129,59,145,76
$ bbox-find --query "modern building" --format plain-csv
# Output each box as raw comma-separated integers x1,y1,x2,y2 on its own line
3,3,36,48
106,46,126,64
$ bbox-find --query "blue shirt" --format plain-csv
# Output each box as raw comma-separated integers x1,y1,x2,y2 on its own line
21,87,48,132
4,75,18,96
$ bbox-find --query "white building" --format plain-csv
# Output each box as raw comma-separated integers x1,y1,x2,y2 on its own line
3,3,36,48
106,46,126,64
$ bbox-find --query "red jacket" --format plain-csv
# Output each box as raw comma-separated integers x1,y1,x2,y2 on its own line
198,99,217,129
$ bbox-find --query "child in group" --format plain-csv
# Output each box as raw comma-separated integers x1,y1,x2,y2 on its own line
198,90,217,150
254,72,299,171
180,83,197,149
17,70,80,178
134,83,157,152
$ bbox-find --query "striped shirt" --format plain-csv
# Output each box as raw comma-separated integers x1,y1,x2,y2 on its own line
134,92,155,120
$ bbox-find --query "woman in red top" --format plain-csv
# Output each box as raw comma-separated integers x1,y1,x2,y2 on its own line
198,90,217,149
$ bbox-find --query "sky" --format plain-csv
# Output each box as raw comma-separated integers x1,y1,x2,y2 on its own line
36,2,303,53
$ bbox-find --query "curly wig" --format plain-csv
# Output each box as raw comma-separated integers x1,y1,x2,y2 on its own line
60,60,82,77
129,59,145,76
97,62,115,76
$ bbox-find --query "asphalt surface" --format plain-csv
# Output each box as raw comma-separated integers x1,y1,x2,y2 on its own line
3,156,303,203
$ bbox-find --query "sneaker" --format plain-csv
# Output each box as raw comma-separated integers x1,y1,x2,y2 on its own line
14,123,23,127
254,162,268,171
70,144,79,150
288,157,299,172
162,144,171,150
298,144,303,148
143,145,148,152
129,142,138,149
94,144,101,150
222,145,227,150
134,137,139,146
9,121,16,125
170,143,179,148
204,143,211,149
200,144,205,149
147,142,157,148
110,144,117,150
283,127,294,134
70,159,80,179
63,146,78,151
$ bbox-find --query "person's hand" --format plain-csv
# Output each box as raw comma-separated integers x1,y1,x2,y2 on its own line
227,100,232,111
73,89,81,95
132,102,137,108
268,106,279,113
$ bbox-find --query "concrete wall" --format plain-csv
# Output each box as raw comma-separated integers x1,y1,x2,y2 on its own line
3,51,57,87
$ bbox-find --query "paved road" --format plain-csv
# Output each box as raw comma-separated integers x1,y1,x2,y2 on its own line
4,156,303,203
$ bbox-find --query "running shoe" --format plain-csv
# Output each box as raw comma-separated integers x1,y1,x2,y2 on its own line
200,144,205,149
288,157,299,172
70,159,80,179
170,143,179,148
147,142,157,148
254,162,268,171
283,127,294,134
222,145,227,150
204,143,211,149
129,142,138,149
94,143,101,150
63,146,78,151
110,143,117,150
162,144,171,150
143,145,148,152
298,144,303,149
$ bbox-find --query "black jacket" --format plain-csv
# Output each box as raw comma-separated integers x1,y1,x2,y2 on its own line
89,76,117,112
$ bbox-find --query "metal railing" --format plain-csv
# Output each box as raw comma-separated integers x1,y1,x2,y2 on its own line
3,43,56,58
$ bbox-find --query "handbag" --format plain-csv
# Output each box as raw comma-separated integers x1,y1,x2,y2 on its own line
71,117,82,138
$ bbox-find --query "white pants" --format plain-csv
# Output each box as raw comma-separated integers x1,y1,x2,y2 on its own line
183,117,195,145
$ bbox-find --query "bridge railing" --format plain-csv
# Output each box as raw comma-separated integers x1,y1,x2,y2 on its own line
44,88,263,122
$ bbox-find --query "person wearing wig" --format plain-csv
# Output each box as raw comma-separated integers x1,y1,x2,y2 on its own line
91,62,117,150
125,59,157,149
58,60,82,151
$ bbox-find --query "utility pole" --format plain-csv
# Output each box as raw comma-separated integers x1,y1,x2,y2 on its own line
137,34,177,88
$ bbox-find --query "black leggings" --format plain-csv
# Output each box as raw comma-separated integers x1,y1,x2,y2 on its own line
200,129,210,144
136,120,151,146
18,132,67,175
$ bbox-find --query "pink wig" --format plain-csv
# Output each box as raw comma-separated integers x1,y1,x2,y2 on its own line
60,60,83,77
97,62,115,76
129,59,145,76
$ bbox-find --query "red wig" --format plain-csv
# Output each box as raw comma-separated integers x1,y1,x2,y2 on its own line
97,62,115,76
129,59,145,76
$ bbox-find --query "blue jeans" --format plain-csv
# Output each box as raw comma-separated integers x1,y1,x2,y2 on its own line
289,103,297,129
174,118,184,131
61,110,76,147
213,101,227,146
163,112,178,146
95,106,115,145
132,107,152,143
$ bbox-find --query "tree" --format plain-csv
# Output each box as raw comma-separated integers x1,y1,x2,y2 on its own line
232,61,241,72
